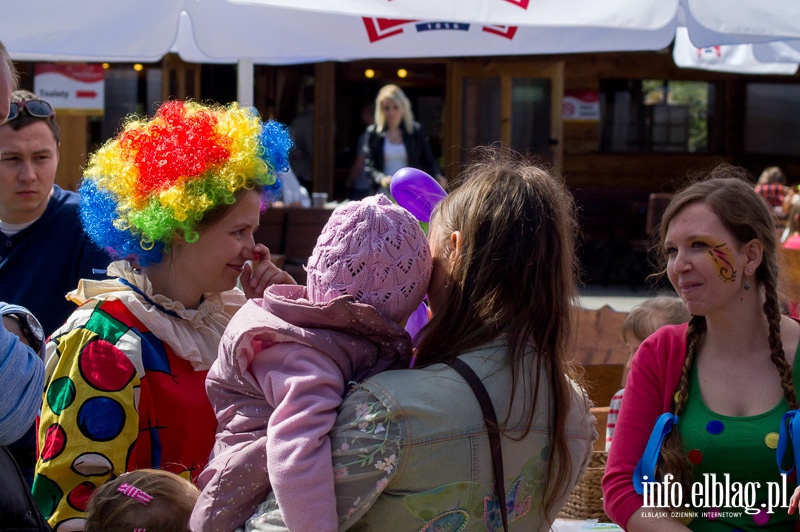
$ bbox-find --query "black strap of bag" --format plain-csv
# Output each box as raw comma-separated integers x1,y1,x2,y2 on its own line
444,358,509,531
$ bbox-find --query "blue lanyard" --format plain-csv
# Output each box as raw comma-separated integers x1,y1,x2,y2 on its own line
633,412,679,495
777,409,800,477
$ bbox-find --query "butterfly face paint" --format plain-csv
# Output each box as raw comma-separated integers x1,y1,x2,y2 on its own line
707,242,737,282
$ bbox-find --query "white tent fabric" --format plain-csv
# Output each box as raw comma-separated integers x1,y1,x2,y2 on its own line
753,40,800,63
232,0,800,47
673,28,799,75
4,0,798,64
0,0,676,64
5,2,182,62
2,0,797,104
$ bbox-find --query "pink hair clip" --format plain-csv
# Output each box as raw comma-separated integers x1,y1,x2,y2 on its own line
117,483,152,504
134,529,146,532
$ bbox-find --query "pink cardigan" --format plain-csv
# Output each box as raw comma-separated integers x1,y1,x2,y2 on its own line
601,323,688,529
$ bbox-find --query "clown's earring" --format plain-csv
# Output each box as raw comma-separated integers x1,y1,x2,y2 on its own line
744,272,751,291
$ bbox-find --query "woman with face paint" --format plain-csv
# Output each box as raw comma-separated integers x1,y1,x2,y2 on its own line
603,164,800,531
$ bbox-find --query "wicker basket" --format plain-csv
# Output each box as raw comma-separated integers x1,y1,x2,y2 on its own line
557,450,610,522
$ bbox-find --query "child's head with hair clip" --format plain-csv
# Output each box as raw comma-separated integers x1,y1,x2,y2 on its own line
84,469,199,532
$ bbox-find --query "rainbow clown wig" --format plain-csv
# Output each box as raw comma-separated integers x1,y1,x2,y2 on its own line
80,100,291,267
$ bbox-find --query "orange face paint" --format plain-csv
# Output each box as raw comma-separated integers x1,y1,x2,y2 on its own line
707,242,737,282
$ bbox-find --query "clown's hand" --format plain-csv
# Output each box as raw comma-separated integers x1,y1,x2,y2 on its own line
241,244,296,299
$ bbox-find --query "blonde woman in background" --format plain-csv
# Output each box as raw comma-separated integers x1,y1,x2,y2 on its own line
363,84,445,195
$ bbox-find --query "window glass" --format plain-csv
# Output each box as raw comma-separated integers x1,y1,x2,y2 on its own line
460,77,502,164
600,80,715,153
511,78,551,156
745,83,800,156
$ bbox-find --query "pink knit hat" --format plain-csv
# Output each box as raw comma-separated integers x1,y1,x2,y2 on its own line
306,194,433,323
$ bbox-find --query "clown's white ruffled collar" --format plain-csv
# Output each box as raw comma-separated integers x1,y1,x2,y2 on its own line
68,260,246,370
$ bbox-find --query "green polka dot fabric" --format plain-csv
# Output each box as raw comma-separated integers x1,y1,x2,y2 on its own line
32,298,217,530
677,348,800,531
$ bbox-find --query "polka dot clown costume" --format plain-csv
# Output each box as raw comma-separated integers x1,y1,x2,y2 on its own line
32,101,291,531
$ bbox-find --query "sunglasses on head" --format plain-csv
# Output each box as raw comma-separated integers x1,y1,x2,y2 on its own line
7,99,54,122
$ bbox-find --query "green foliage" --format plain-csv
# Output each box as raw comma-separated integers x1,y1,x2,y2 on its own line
642,80,709,152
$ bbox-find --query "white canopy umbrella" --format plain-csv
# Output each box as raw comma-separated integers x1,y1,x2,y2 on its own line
673,27,799,75
7,0,798,62
2,0,798,106
0,0,676,64
232,0,800,47
754,40,800,63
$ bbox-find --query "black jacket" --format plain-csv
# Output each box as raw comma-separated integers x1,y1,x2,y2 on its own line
0,446,51,531
363,121,442,187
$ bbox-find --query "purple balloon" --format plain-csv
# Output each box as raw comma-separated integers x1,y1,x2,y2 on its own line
390,167,447,223
405,301,429,347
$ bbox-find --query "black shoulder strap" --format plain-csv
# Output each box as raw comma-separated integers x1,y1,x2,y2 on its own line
444,358,509,531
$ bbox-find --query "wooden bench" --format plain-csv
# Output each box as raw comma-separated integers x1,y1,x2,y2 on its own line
282,207,335,285
254,206,287,255
778,247,800,308
253,206,335,285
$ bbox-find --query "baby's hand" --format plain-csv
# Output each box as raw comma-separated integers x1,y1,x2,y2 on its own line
241,244,296,299
788,485,800,515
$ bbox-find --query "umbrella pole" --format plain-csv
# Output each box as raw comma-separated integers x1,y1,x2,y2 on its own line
237,57,254,107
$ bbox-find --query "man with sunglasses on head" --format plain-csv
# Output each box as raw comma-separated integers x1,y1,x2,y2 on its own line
0,90,111,337
0,41,53,531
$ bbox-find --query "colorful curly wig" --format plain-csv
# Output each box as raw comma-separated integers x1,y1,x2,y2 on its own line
80,100,291,266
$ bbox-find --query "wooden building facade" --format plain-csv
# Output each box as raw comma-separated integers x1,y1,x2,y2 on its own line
14,49,800,283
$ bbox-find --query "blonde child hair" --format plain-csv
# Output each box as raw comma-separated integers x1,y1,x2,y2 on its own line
621,295,690,347
606,296,691,451
85,469,199,532
619,296,690,386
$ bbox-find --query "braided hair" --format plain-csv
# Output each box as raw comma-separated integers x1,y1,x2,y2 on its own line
656,165,798,490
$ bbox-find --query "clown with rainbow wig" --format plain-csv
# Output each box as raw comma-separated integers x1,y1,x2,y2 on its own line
32,100,296,531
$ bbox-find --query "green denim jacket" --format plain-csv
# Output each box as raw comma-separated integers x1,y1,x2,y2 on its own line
245,341,596,531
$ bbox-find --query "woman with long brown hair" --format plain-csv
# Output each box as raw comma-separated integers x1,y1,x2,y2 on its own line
245,149,595,531
603,165,800,531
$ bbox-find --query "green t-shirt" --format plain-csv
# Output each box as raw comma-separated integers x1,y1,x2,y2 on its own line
678,344,800,531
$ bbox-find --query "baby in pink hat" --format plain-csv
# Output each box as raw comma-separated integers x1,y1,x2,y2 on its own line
191,194,432,532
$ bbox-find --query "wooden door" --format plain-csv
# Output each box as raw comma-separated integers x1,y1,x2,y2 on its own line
161,54,201,101
446,60,564,172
